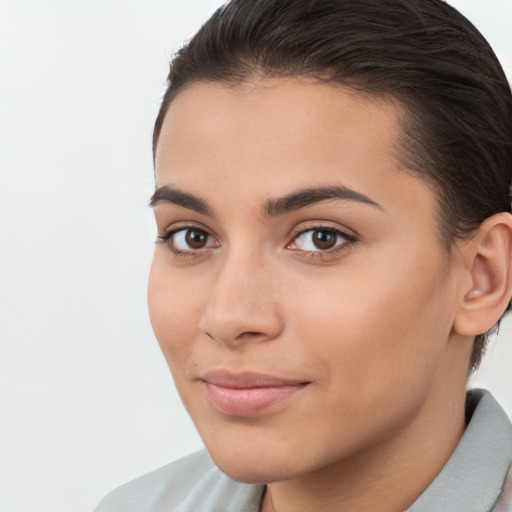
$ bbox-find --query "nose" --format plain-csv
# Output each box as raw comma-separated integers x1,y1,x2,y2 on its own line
199,251,284,346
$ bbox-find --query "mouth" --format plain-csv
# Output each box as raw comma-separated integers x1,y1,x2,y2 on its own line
200,370,310,416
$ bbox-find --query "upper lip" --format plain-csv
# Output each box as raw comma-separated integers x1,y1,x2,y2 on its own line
200,369,309,389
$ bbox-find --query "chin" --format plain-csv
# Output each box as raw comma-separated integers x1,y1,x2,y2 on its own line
204,439,310,484
212,455,293,484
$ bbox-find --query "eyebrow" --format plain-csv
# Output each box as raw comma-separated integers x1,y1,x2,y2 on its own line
149,185,214,216
263,185,382,217
149,183,382,218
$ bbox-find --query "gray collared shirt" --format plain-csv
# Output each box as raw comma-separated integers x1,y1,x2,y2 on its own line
95,389,512,511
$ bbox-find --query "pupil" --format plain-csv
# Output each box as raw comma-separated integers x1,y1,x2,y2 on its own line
185,229,207,249
313,230,337,250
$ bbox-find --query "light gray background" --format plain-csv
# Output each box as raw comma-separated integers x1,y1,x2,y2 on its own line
0,1,511,511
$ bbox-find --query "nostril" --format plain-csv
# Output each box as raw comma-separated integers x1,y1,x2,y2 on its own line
236,331,265,340
205,330,266,344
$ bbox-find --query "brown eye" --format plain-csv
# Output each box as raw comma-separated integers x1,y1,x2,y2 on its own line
185,229,209,249
158,227,218,254
289,227,352,253
311,229,338,250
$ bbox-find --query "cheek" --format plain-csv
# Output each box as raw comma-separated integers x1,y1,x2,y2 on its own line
147,258,203,367
289,251,455,399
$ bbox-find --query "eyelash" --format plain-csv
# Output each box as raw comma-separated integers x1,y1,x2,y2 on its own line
156,225,356,260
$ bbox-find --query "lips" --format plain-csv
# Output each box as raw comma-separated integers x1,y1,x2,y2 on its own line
200,370,309,416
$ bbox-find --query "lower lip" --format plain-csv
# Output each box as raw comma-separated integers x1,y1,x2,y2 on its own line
204,382,307,416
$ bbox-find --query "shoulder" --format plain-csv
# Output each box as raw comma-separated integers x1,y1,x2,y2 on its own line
93,450,215,512
93,449,264,512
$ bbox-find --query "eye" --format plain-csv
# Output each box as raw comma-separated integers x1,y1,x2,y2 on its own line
157,227,218,255
288,227,354,253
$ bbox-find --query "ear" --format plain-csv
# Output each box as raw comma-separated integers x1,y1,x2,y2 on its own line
454,212,512,337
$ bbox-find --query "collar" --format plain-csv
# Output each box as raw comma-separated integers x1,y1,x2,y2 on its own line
407,389,512,512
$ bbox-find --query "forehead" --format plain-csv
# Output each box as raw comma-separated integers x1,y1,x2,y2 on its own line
155,79,437,228
156,78,402,177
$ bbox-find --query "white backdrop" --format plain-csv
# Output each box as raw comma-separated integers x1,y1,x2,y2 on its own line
0,1,511,511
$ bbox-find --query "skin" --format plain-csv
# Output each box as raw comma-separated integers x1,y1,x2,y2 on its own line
148,79,486,511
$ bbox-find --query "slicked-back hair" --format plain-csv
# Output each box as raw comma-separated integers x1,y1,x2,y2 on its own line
153,0,512,371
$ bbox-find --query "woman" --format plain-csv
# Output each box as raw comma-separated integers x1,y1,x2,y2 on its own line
96,0,512,510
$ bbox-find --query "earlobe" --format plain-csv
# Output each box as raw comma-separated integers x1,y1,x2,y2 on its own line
454,212,512,337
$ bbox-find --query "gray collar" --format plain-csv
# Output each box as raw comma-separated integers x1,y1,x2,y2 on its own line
407,389,512,512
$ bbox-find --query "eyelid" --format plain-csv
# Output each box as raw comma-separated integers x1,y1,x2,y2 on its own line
157,218,214,237
288,221,357,243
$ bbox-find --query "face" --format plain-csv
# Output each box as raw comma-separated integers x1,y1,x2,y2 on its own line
149,79,468,484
